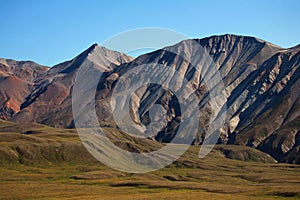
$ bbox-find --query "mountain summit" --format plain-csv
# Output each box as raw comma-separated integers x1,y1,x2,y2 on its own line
1,34,299,163
0,44,133,126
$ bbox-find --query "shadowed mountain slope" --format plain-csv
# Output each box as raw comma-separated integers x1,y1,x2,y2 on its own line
1,34,299,163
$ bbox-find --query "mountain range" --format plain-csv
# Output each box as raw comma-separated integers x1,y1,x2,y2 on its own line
1,34,299,164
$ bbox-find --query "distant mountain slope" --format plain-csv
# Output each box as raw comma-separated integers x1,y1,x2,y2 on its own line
0,59,48,119
10,44,133,127
0,34,299,163
93,34,300,163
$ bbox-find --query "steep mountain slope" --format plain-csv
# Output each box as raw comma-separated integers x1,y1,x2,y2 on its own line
0,59,48,119
93,35,300,163
0,34,299,163
11,44,133,127
231,47,300,163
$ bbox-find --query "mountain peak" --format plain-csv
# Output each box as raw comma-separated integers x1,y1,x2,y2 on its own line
82,43,114,56
84,43,126,58
48,42,133,75
82,43,100,56
198,34,262,45
1,34,300,164
196,34,282,50
91,43,98,48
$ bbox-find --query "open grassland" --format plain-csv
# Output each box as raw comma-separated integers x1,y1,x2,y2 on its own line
0,120,300,200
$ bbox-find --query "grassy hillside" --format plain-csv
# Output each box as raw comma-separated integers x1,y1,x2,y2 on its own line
0,120,300,199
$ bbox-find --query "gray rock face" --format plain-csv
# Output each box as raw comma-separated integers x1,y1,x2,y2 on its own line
95,35,300,163
10,44,133,127
1,34,299,163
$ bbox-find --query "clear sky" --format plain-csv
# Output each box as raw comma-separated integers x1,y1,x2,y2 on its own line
0,0,299,66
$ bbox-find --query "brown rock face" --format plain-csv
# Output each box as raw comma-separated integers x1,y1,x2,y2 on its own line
1,35,299,163
0,59,48,119
11,44,133,127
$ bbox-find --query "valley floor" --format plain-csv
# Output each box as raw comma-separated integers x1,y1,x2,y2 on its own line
0,121,300,199
1,160,300,200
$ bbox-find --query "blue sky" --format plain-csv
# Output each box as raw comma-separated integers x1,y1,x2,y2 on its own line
0,0,299,66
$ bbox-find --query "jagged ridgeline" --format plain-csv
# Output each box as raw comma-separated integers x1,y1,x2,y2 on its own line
0,34,299,163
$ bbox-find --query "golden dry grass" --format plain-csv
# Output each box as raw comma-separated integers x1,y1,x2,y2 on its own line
0,121,300,199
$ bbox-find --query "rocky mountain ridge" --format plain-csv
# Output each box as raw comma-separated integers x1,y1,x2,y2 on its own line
0,34,299,163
